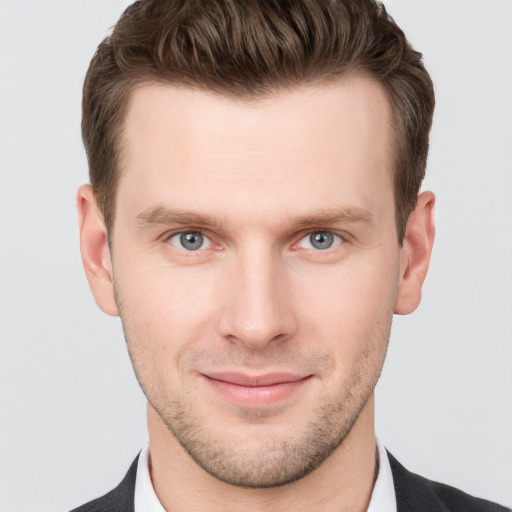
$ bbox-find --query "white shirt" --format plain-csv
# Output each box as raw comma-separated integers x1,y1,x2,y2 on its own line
367,440,397,512
134,439,397,512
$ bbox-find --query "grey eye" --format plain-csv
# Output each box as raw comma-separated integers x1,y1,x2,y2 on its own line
169,231,210,251
297,231,342,250
181,232,203,250
309,232,334,249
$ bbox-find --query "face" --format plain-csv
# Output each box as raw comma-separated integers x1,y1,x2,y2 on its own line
89,77,409,487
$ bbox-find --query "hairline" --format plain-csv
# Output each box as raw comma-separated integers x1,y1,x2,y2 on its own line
104,71,405,245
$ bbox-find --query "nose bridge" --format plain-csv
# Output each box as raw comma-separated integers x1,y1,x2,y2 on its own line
219,242,295,349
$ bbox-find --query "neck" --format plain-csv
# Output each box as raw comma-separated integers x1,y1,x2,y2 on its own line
147,395,378,512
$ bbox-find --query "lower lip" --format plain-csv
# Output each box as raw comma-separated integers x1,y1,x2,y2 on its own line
203,376,311,407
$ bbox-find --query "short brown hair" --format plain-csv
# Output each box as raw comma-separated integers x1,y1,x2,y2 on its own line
82,0,434,242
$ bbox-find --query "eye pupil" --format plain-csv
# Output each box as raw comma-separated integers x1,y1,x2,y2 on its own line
310,231,334,250
180,232,203,250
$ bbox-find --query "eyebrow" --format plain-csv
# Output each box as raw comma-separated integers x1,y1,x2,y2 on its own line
135,205,374,230
136,207,224,228
291,207,374,228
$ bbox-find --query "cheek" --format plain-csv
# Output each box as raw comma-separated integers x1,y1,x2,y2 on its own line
292,256,399,365
295,254,399,321
116,251,219,317
113,257,222,371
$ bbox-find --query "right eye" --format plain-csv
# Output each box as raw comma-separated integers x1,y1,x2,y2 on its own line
168,231,212,251
296,231,343,251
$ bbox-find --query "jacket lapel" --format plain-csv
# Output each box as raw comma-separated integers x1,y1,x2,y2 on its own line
388,451,451,512
70,455,139,512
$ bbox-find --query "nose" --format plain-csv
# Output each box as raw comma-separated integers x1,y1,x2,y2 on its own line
218,248,298,350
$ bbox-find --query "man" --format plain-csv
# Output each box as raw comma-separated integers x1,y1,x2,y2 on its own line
72,0,508,511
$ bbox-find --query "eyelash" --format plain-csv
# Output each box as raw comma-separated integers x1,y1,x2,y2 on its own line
167,231,214,252
294,231,344,251
164,230,345,253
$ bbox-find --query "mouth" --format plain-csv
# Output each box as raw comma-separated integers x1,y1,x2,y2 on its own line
201,372,313,407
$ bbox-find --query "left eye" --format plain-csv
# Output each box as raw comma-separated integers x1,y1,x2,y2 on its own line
297,231,343,250
168,231,212,251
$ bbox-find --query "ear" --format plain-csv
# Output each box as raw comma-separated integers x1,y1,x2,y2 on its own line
394,191,436,315
77,184,119,316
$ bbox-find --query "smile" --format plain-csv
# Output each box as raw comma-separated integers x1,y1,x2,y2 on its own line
201,372,313,407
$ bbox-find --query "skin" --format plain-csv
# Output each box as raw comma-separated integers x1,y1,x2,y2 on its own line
78,77,435,512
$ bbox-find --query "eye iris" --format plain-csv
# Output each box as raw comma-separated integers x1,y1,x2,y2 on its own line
180,232,203,250
310,231,334,250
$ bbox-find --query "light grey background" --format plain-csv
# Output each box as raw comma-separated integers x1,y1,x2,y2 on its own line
0,1,511,511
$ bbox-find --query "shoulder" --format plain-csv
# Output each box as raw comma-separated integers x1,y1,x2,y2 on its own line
388,451,510,512
69,455,139,512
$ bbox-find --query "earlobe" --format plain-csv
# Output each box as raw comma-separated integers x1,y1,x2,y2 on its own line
394,191,436,315
77,184,119,316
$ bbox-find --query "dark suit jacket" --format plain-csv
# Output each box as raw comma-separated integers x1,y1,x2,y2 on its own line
70,451,510,512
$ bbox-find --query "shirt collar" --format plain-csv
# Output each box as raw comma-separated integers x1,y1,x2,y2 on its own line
367,439,397,512
134,439,396,512
134,443,166,512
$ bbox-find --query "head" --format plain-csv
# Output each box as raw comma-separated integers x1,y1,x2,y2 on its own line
78,0,435,489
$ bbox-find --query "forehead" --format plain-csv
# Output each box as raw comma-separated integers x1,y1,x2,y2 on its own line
118,77,394,225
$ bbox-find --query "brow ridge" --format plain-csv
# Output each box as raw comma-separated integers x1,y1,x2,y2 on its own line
136,207,223,228
135,205,374,230
291,207,374,228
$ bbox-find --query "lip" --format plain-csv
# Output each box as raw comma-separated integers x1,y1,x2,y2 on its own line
201,372,312,407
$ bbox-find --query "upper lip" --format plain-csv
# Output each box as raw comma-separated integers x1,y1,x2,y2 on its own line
203,372,310,387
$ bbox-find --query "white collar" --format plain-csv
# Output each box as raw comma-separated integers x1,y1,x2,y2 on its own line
134,439,396,512
134,442,166,512
367,439,397,512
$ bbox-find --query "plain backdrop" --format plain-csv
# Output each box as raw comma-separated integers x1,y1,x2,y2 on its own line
0,1,511,511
